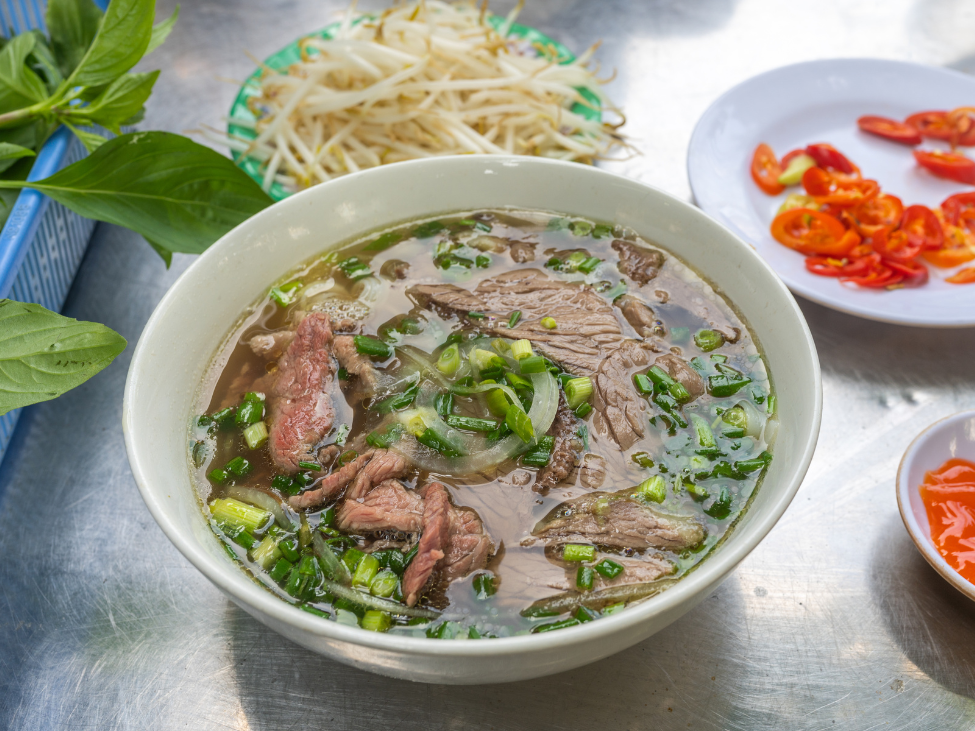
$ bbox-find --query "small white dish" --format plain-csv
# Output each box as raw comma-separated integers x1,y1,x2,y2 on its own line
123,155,822,684
897,410,975,602
688,58,975,328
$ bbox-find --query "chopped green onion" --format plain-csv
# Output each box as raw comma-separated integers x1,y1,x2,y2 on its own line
366,424,405,449
269,557,294,583
722,404,747,430
372,385,419,413
297,461,320,471
413,220,445,238
510,339,533,361
711,353,728,364
602,602,625,616
504,371,534,391
210,498,270,533
437,344,460,375
352,553,381,587
735,451,773,474
210,407,235,429
574,605,600,622
635,475,666,504
417,428,461,457
505,405,535,443
354,335,392,359
370,569,398,598
269,474,296,496
633,373,653,395
565,251,588,270
320,506,336,527
473,573,496,599
444,415,498,432
592,223,614,238
482,382,511,417
576,565,595,591
518,356,546,374
594,559,624,579
361,610,392,632
269,286,296,308
647,366,691,403
694,329,725,352
578,256,601,274
686,481,709,502
540,317,557,329
631,451,654,468
224,457,252,477
342,547,365,574
208,468,229,484
705,486,733,519
689,413,717,449
562,544,595,562
475,254,491,268
243,421,268,450
570,221,593,236
564,377,593,409
278,537,300,563
337,449,357,466
767,395,777,414
508,311,522,328
468,311,486,320
294,471,314,488
708,373,751,397
547,217,570,231
574,403,593,418
522,435,555,467
434,392,454,417
250,535,282,570
533,618,581,633
300,604,330,619
336,256,373,281
491,338,510,355
235,399,263,428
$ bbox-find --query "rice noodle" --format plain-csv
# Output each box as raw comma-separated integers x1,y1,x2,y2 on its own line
218,0,630,192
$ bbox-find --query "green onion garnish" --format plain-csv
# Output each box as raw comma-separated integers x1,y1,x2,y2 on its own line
510,338,532,360
475,254,491,268
704,485,733,519
269,557,293,583
352,553,381,587
369,569,399,598
635,475,666,504
631,451,654,468
243,421,268,450
508,311,522,328
473,573,496,599
505,404,535,443
574,605,600,622
647,365,691,403
594,559,624,579
519,355,546,374
468,311,486,319
272,474,298,495
522,435,555,467
576,565,595,591
689,413,717,449
297,460,320,471
694,328,725,352
540,317,557,329
562,544,595,562
250,535,282,570
570,221,593,236
354,335,392,359
504,371,533,391
436,344,460,375
574,403,593,418
533,618,581,633
235,399,263,428
564,376,593,409
578,256,602,274
210,498,270,533
208,468,229,484
633,373,653,395
444,415,498,432
592,224,614,239
224,457,252,477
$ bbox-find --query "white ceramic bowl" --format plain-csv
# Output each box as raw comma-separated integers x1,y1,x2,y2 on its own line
897,411,975,602
122,156,822,684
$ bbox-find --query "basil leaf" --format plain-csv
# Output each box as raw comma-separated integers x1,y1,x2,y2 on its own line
19,131,273,257
25,30,64,93
0,299,126,416
144,235,173,268
146,5,178,56
0,142,35,174
71,70,158,132
0,34,50,109
64,123,106,152
67,0,155,88
47,0,104,77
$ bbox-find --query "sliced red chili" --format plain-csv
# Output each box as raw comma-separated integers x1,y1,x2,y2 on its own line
770,207,847,254
871,228,922,262
901,204,944,250
885,258,929,287
946,266,975,284
803,167,879,206
914,149,975,185
851,193,904,237
906,111,953,141
751,143,784,195
805,256,870,277
857,116,922,146
805,143,857,174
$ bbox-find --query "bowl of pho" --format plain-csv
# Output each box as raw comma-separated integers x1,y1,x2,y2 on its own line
123,155,821,684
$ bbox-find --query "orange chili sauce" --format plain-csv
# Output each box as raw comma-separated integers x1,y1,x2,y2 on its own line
919,458,975,584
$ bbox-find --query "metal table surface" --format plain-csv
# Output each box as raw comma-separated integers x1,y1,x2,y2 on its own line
2,0,975,728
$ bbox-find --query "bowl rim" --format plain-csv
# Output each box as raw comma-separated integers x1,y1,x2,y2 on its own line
895,409,975,602
123,154,823,657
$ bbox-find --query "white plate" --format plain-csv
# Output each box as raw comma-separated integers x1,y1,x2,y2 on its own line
897,411,975,603
688,58,975,328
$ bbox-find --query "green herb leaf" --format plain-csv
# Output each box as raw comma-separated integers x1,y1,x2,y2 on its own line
0,142,35,175
8,131,273,259
0,34,50,109
0,299,126,415
67,0,156,88
47,0,104,77
25,30,64,93
145,4,179,56
63,122,106,152
71,70,159,132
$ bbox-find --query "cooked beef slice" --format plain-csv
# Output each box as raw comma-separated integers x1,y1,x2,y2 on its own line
267,312,336,473
536,391,582,490
332,334,381,396
580,453,606,489
402,482,452,606
409,269,658,449
316,443,342,468
557,556,674,591
533,489,705,550
440,506,492,584
612,239,665,284
249,330,295,360
509,241,536,263
615,294,660,339
380,259,410,280
653,353,705,401
335,479,424,534
288,450,374,510
346,449,411,501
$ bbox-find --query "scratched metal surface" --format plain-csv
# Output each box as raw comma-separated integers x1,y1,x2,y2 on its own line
1,0,974,728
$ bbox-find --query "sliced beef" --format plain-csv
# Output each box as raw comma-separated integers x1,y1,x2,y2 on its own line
536,391,582,490
409,269,658,449
580,453,606,489
533,488,705,550
615,294,660,339
440,506,492,584
346,449,411,501
654,353,705,401
267,312,336,473
288,450,372,510
468,235,508,253
316,443,342,469
380,259,410,281
402,482,452,606
332,334,381,396
612,239,664,285
335,479,424,534
509,241,536,263
249,330,295,360
558,556,674,591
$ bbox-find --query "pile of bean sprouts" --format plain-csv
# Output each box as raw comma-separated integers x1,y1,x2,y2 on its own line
210,0,630,193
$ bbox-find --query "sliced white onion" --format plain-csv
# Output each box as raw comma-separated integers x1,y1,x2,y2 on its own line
227,486,295,530
737,399,766,439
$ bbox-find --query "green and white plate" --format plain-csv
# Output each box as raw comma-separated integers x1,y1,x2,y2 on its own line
228,15,601,201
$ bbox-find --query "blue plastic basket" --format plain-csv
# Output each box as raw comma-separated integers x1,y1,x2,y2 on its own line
0,0,110,464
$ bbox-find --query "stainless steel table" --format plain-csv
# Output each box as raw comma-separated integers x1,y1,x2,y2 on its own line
2,1,974,728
